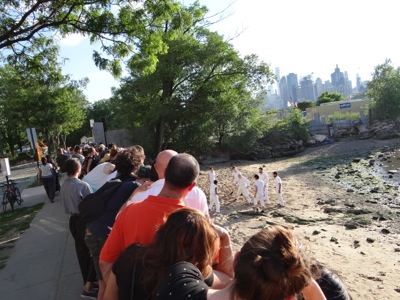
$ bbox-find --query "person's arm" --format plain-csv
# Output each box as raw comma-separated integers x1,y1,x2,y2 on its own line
211,269,232,289
215,186,218,195
103,272,118,300
301,279,327,300
38,167,42,179
213,224,234,278
278,182,282,193
254,183,258,198
100,260,113,286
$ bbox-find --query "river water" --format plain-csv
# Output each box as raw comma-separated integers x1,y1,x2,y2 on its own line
374,147,400,184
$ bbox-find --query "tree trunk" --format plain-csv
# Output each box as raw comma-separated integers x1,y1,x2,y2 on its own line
155,116,165,154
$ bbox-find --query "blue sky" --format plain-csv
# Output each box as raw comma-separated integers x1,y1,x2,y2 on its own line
59,0,400,102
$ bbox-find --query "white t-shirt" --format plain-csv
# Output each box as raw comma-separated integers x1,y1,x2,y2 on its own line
83,162,115,192
127,178,209,215
238,176,250,188
275,176,283,191
208,170,216,184
39,163,54,178
254,179,264,195
259,172,269,185
232,170,240,184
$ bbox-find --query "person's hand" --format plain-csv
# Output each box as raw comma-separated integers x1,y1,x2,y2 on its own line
130,180,152,197
213,224,231,247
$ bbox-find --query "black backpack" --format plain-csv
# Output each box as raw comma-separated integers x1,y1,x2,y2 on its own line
78,179,122,224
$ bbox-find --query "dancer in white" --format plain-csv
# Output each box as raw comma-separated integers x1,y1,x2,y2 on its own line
236,173,252,204
253,174,265,208
230,166,240,194
208,167,216,185
273,171,285,207
209,179,220,214
258,167,269,203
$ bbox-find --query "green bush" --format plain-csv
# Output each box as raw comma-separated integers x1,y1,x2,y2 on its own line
9,152,33,166
328,112,360,122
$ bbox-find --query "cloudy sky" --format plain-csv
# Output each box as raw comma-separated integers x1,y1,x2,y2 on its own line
59,0,400,102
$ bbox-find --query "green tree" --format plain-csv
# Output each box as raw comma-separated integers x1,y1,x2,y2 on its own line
367,59,400,120
316,91,344,106
0,39,88,155
297,101,315,111
113,2,273,154
0,0,180,76
0,65,27,155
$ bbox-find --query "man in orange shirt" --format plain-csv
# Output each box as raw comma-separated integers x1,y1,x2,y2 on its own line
99,153,200,293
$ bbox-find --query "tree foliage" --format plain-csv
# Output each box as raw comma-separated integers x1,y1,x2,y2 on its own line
0,39,87,155
0,0,184,76
112,1,274,155
367,59,400,120
297,101,315,111
262,109,310,144
316,91,344,106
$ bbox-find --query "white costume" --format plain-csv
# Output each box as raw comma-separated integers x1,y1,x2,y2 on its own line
258,171,269,202
274,175,285,206
231,169,240,186
209,182,220,213
83,162,115,192
254,179,265,207
208,169,216,185
237,175,252,204
127,178,209,215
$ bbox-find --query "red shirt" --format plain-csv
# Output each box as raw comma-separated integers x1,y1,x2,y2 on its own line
100,195,185,263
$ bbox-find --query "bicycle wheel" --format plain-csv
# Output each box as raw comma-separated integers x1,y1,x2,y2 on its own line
8,193,15,211
2,192,6,212
14,187,23,205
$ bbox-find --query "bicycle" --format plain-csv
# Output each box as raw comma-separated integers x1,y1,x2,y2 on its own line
1,179,23,212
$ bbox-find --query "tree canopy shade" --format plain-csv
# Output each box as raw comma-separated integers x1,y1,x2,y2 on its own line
0,0,181,76
316,91,344,106
367,59,400,120
111,1,274,155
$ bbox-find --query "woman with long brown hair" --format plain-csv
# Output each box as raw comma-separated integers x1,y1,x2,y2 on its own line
155,225,326,300
104,207,224,300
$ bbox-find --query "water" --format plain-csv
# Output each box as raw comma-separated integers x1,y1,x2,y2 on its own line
374,148,400,184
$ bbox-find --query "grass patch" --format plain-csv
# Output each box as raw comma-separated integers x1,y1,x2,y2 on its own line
27,179,42,188
0,203,44,241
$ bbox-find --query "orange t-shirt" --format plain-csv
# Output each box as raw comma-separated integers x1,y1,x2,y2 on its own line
100,195,185,263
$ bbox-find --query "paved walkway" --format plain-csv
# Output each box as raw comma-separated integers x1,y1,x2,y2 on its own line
0,186,83,300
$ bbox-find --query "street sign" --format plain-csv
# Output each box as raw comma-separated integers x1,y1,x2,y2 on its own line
1,158,11,176
26,128,37,149
340,103,351,109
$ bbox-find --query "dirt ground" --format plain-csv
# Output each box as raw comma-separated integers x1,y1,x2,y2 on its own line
197,137,400,299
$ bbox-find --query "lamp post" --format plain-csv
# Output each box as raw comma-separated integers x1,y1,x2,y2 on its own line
90,119,94,143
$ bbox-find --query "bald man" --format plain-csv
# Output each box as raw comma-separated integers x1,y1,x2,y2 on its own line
127,149,209,215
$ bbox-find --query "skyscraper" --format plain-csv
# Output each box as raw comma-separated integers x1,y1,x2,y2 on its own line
286,73,299,102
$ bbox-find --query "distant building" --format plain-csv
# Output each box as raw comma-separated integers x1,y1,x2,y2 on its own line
261,92,285,110
330,64,353,98
314,77,323,99
299,75,316,102
287,73,299,102
279,76,289,107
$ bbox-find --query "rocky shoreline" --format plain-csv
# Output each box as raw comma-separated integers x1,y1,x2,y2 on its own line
197,137,400,299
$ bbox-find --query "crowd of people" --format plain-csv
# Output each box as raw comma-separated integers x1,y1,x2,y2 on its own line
39,142,351,300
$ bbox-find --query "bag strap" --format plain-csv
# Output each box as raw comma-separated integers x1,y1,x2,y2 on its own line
130,262,137,300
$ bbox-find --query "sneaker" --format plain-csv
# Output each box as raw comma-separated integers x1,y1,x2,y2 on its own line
81,289,98,299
